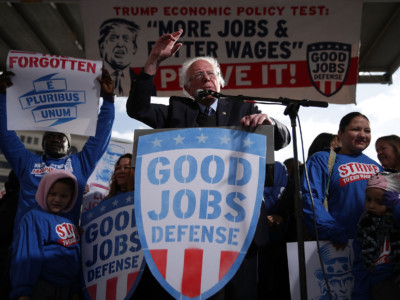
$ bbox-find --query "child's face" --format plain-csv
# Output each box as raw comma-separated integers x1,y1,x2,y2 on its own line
365,188,387,216
46,182,73,214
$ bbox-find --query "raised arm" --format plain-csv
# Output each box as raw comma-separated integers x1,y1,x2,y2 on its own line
143,29,183,75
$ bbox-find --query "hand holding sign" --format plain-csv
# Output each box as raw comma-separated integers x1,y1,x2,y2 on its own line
98,67,114,98
0,71,14,94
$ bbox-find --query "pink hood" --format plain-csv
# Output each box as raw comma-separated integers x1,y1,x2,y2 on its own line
36,170,78,213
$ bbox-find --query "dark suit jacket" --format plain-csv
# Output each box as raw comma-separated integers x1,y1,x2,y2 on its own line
127,72,290,150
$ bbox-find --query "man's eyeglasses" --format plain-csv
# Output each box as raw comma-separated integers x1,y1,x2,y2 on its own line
189,71,219,81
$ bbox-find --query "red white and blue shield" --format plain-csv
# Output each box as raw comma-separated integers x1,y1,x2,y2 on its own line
80,192,145,300
135,128,266,299
307,42,351,97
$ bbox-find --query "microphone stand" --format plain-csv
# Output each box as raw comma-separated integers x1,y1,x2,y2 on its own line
210,90,328,300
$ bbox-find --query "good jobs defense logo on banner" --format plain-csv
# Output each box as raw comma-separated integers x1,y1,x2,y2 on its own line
135,128,266,299
81,192,145,300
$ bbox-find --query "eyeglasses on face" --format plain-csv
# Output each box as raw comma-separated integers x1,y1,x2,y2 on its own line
189,71,219,81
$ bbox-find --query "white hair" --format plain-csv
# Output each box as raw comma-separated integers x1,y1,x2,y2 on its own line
180,56,225,97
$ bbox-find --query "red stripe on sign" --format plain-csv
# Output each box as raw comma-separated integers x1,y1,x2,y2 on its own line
127,272,139,295
219,251,239,280
181,248,203,297
324,81,332,95
86,284,97,299
150,249,168,278
106,277,118,300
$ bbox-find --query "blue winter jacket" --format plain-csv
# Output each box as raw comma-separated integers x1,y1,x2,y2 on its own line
0,94,115,230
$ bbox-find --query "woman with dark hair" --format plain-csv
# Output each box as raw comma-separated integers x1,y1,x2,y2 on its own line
375,135,400,172
105,153,134,199
307,132,342,160
302,112,383,250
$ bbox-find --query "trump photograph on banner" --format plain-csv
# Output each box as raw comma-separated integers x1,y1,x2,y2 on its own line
134,127,266,299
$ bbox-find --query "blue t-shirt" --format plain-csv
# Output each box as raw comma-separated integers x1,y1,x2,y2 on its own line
302,150,383,244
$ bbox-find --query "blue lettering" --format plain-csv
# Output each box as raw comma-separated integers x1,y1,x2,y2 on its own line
199,190,221,219
225,192,246,222
88,270,94,282
189,225,200,242
148,157,170,184
129,230,141,252
132,255,139,268
177,225,188,242
85,223,98,243
201,225,214,242
115,234,128,256
174,155,197,183
228,228,240,245
109,261,115,274
115,211,129,231
152,226,163,243
47,81,54,89
201,155,224,183
85,244,97,267
99,239,113,260
215,227,227,243
124,257,131,269
165,225,175,242
100,216,113,236
116,258,124,271
228,157,252,185
148,190,169,220
173,189,196,219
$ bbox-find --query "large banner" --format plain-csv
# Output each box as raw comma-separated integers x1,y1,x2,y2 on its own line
81,0,362,104
81,192,145,300
287,241,354,300
134,128,266,298
6,50,102,136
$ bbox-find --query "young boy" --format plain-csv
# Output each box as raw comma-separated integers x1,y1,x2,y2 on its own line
352,171,400,300
10,170,81,300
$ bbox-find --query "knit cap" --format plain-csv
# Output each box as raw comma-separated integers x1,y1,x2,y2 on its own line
42,131,71,148
366,171,400,193
36,169,78,213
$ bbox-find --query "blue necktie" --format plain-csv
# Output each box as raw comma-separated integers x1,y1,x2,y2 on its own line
204,107,214,116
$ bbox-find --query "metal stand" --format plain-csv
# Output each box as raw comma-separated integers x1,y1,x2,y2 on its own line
203,89,329,300
284,102,308,300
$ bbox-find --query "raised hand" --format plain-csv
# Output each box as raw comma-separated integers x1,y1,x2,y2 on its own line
97,67,114,99
0,71,15,94
144,29,183,75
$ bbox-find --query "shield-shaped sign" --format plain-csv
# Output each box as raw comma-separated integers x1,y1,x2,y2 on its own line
135,128,266,299
81,192,145,300
307,42,351,97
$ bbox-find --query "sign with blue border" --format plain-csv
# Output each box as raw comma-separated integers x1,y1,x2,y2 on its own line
81,192,145,300
135,128,266,299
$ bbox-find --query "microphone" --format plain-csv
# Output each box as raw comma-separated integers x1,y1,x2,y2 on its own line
195,89,221,99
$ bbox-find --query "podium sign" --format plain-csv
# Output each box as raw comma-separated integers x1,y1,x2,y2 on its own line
134,127,266,298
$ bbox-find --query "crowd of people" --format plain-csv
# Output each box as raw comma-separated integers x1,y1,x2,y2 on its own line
0,28,400,300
